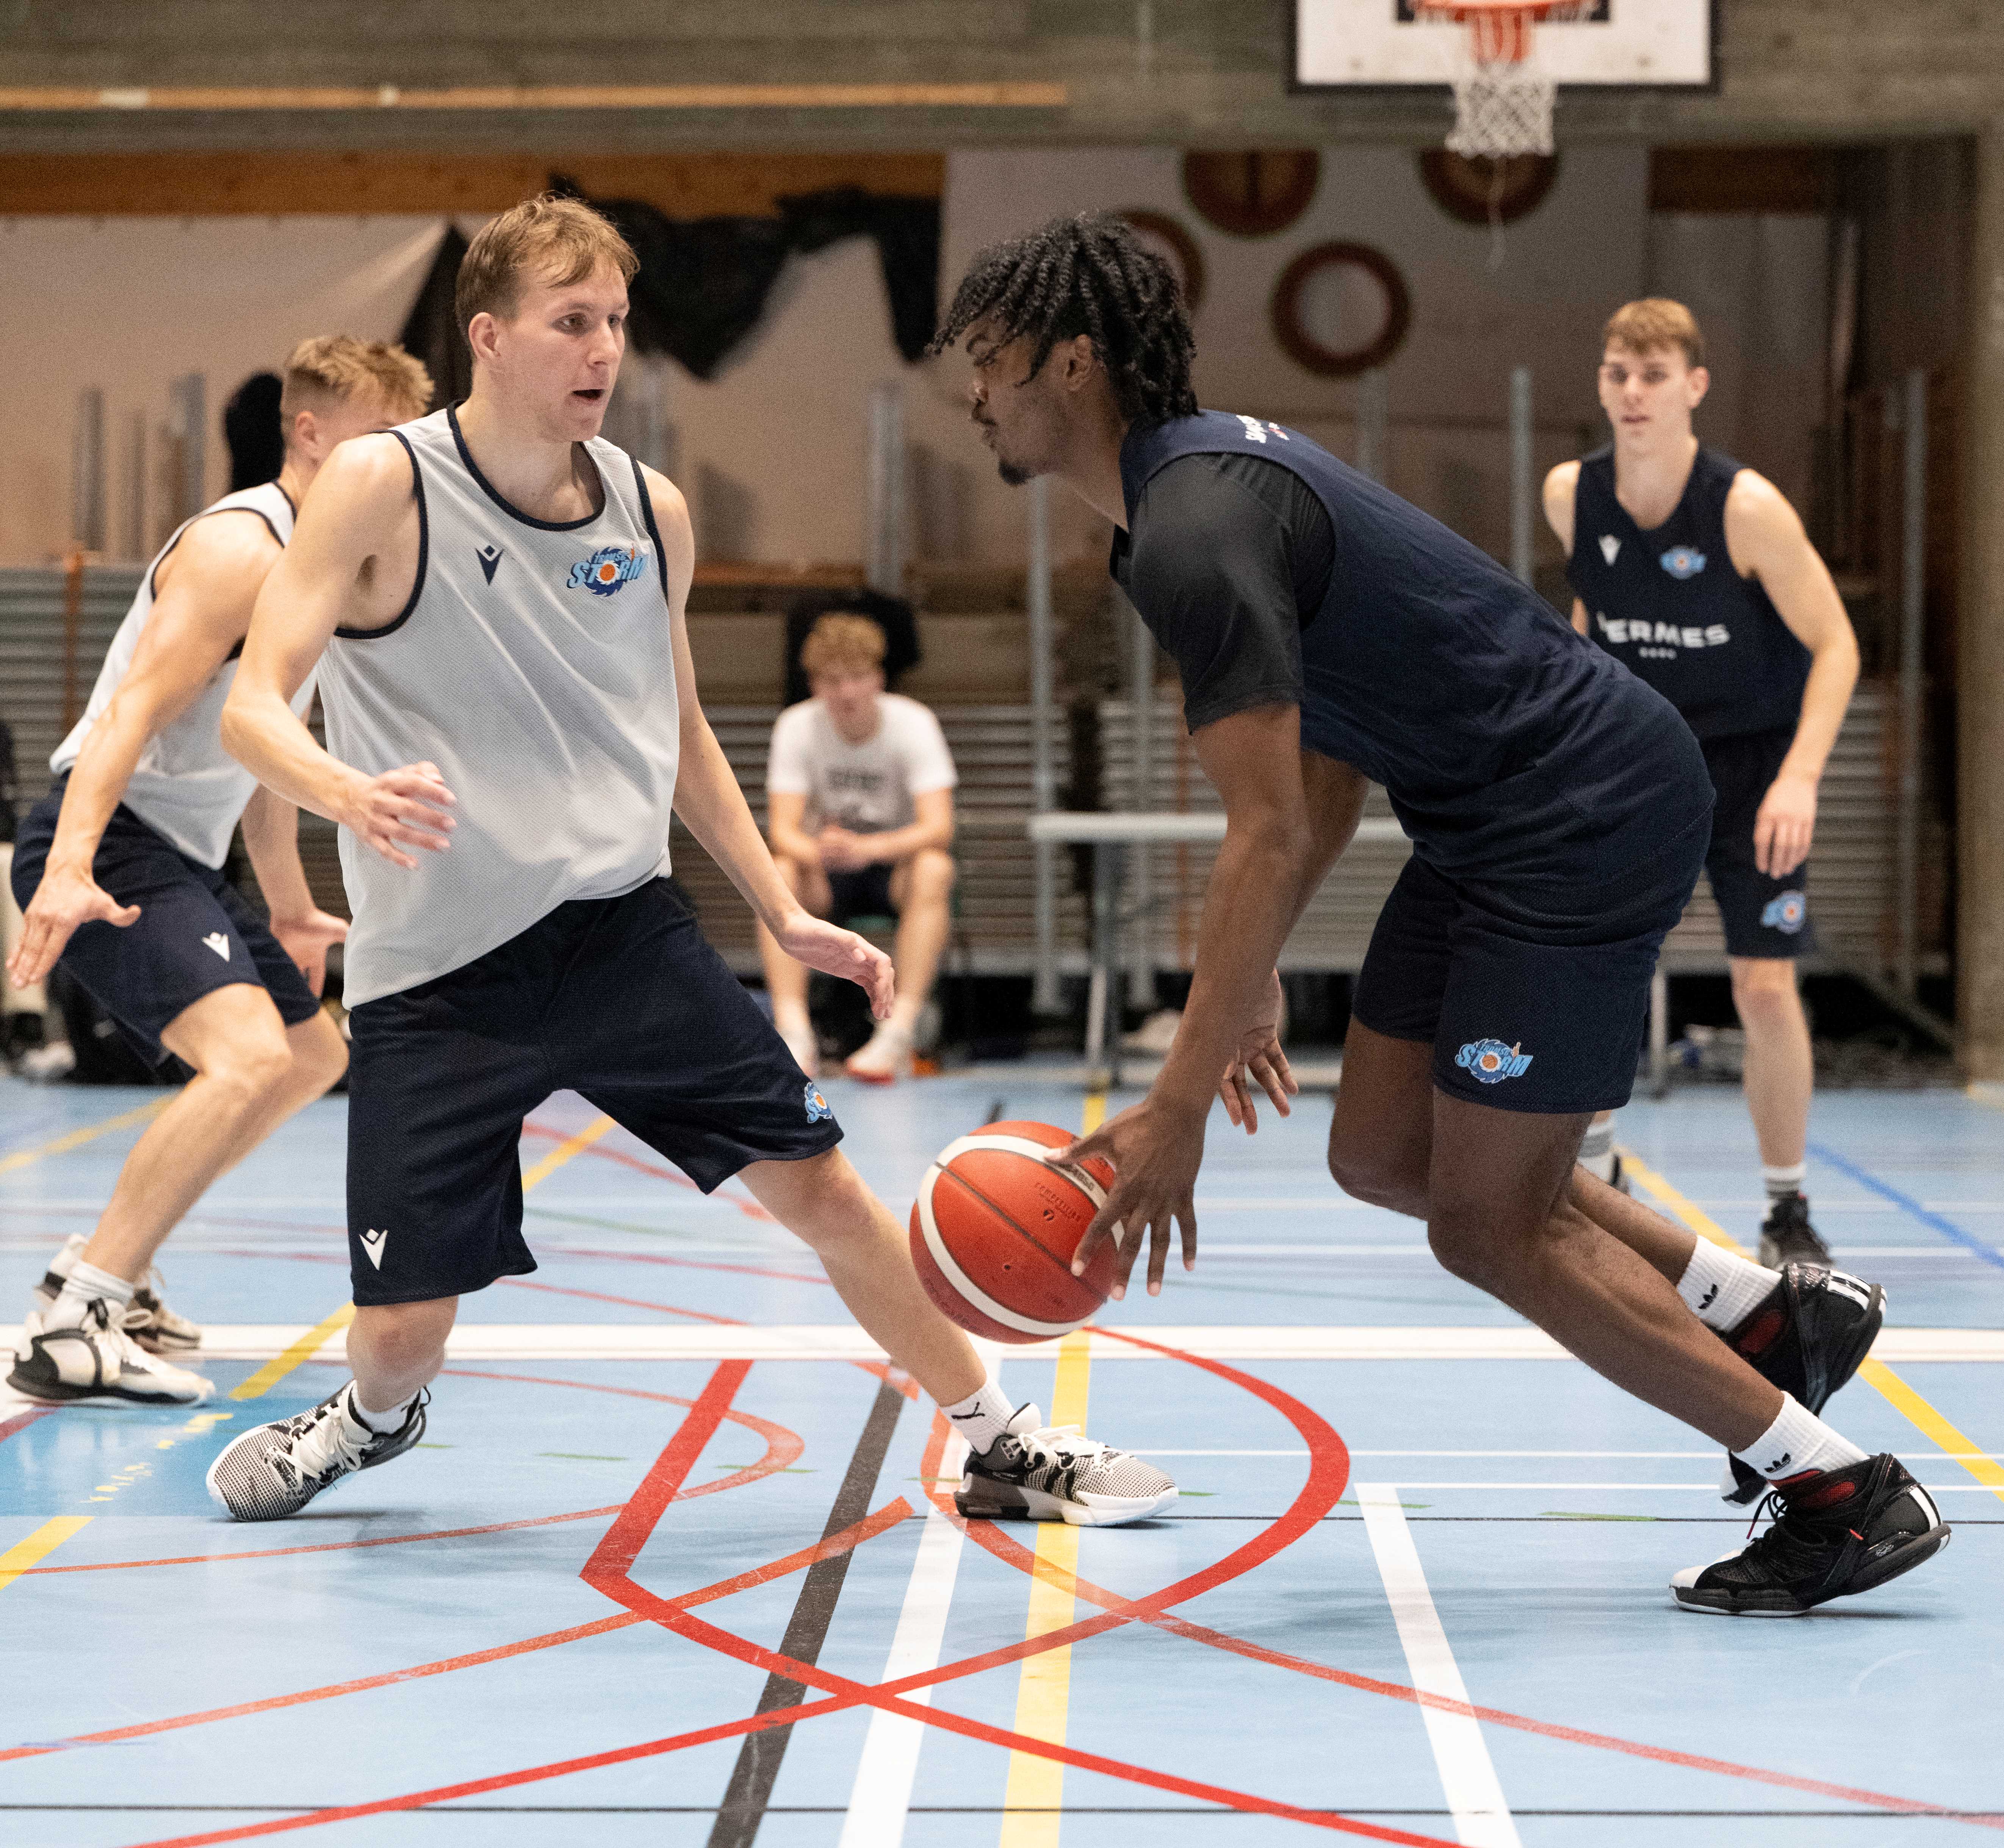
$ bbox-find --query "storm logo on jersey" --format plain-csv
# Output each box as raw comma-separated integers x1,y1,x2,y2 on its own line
567,545,648,597
1659,546,1707,580
1761,891,1808,933
1456,1038,1534,1084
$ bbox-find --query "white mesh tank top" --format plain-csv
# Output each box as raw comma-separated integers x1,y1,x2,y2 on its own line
316,407,681,1008
51,481,310,869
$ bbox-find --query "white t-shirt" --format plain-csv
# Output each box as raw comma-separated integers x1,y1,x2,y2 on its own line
767,693,957,834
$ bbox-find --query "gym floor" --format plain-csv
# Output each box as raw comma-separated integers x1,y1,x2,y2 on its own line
3,1068,2001,1847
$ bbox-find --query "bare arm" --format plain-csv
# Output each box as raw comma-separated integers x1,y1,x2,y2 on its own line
644,465,893,1016
766,789,820,867
238,781,347,996
1542,459,1581,557
222,436,456,870
7,514,276,987
1725,469,1860,877
841,788,955,865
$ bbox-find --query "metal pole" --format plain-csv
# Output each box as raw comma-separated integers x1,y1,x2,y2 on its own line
1357,367,1389,485
1896,366,1928,1000
1649,966,1671,1098
864,381,906,595
121,408,146,562
1027,475,1059,1014
72,387,105,553
1509,363,1534,584
1126,594,1155,1004
167,372,206,525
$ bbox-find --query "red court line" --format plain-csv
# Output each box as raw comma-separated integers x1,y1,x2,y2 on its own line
0,1405,61,1445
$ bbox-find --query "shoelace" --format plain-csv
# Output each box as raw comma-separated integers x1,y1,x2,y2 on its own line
1013,1422,1112,1473
290,1393,371,1479
1740,1489,1847,1576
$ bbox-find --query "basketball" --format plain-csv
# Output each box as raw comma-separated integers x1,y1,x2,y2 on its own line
909,1120,1119,1344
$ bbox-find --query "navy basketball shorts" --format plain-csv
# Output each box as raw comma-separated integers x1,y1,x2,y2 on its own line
1702,724,1815,959
10,778,323,1068
1351,807,1711,1116
825,861,899,923
343,877,842,1306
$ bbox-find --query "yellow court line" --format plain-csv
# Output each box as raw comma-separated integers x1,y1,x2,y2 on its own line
999,1328,1093,1848
1620,1148,2004,1506
520,1113,616,1192
0,1097,169,1177
1969,1084,2004,1116
0,1517,92,1591
227,1302,357,1402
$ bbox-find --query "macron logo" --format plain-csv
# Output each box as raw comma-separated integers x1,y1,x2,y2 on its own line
1599,534,1620,565
201,932,230,962
359,1228,389,1270
477,543,504,584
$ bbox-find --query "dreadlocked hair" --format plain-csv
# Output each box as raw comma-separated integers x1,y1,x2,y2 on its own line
929,212,1198,427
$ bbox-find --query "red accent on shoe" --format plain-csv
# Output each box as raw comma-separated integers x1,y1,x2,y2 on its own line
1733,1309,1786,1358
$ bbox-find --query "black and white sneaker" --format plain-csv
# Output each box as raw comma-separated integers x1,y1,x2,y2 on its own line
957,1404,1177,1527
1759,1192,1830,1269
1673,1453,1949,1616
1718,1261,1886,1505
8,1301,214,1405
1608,1152,1633,1196
207,1382,427,1522
33,1233,201,1353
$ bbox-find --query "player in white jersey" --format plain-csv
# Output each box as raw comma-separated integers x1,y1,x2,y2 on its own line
210,195,1174,1529
6,337,433,1408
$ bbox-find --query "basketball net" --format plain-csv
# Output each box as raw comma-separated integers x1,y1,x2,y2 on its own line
1415,1,1588,161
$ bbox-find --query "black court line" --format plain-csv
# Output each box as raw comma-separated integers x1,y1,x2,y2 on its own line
705,1373,906,1848
982,1095,1008,1124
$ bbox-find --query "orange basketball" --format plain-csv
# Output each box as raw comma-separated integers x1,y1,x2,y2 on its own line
909,1120,1119,1344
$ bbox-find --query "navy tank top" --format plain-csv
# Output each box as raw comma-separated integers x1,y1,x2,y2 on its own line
1565,445,1809,741
1118,412,1705,885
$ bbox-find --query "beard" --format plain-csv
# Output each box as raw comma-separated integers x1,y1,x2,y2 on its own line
997,456,1033,487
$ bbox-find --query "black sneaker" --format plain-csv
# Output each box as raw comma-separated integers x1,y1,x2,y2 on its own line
1673,1453,1949,1615
1718,1262,1887,1505
1759,1192,1830,1269
206,1382,427,1522
957,1403,1177,1527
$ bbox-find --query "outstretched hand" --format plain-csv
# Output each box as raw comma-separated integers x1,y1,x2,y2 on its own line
341,761,456,870
776,911,896,1019
6,863,140,990
1220,968,1296,1133
1055,1097,1206,1299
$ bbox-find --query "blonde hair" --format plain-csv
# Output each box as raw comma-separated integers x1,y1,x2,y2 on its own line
279,335,433,431
455,193,639,341
802,614,887,680
1603,298,1706,370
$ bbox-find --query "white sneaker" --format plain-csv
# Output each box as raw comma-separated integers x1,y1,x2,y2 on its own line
777,1017,819,1079
33,1234,201,1353
956,1404,1179,1526
7,1300,214,1405
844,1021,913,1085
207,1381,428,1522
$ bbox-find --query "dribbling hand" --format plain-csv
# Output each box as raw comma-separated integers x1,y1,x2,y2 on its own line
343,762,456,870
775,913,896,1019
1057,1097,1205,1299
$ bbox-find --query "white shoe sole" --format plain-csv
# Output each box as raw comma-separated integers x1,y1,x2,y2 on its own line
962,1482,1181,1527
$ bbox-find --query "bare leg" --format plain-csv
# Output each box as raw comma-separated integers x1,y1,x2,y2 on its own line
347,1297,458,1413
739,1147,985,1405
78,990,348,1282
1329,1023,1780,1450
884,849,954,1036
1731,955,1813,1168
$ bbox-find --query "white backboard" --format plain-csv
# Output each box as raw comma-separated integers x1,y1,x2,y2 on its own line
1295,0,1714,88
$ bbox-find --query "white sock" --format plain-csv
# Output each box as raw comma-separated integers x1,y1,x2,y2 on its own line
1762,1162,1807,1202
350,1385,417,1433
941,1377,1015,1453
1675,1238,1782,1331
1733,1392,1868,1484
47,1260,135,1331
1578,1117,1617,1184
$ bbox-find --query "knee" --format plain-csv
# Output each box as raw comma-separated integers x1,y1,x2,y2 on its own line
907,849,955,903
352,1299,454,1370
292,1013,349,1095
1730,960,1798,1025
1425,1203,1525,1292
756,1150,878,1253
1327,1135,1426,1217
200,1029,293,1103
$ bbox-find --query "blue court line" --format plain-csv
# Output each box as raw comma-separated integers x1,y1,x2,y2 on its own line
1808,1140,2004,1273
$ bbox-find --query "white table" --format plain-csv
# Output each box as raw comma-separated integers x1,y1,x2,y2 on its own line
1026,810,1407,1086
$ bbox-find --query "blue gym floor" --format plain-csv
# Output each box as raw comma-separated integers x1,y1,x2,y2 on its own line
3,1068,2001,1847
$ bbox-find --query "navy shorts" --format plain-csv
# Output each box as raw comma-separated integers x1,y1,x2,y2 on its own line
1351,805,1711,1116
344,877,842,1306
1702,725,1815,959
10,778,322,1068
825,861,898,923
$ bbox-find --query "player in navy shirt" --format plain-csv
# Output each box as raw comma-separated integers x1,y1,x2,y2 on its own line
931,215,1941,1614
1547,299,1860,1283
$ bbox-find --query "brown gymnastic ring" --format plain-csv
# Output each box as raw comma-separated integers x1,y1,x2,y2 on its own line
1269,241,1412,378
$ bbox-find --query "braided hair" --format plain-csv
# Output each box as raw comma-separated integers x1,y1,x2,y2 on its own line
929,212,1197,427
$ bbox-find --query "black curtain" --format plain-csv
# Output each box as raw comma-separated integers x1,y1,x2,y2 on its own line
223,371,285,489
396,225,473,412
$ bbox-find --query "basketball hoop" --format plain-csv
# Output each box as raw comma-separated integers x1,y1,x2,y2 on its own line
1413,0,1588,160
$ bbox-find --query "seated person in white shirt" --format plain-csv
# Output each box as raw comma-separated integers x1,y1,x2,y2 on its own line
760,614,957,1082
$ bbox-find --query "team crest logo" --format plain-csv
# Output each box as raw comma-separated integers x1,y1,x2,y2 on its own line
1761,891,1808,934
1659,546,1707,579
566,545,648,597
1455,1038,1534,1084
803,1081,834,1123
1599,534,1621,565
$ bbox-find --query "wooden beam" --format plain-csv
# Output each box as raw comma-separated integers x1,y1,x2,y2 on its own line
0,82,1065,112
1649,145,1835,214
0,150,945,216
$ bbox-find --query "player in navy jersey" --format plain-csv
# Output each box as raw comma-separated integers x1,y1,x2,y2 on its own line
932,213,1943,1614
1545,298,1860,1281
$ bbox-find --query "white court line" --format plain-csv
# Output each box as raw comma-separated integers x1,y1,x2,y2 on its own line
838,1433,968,1848
1356,1484,1520,1848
